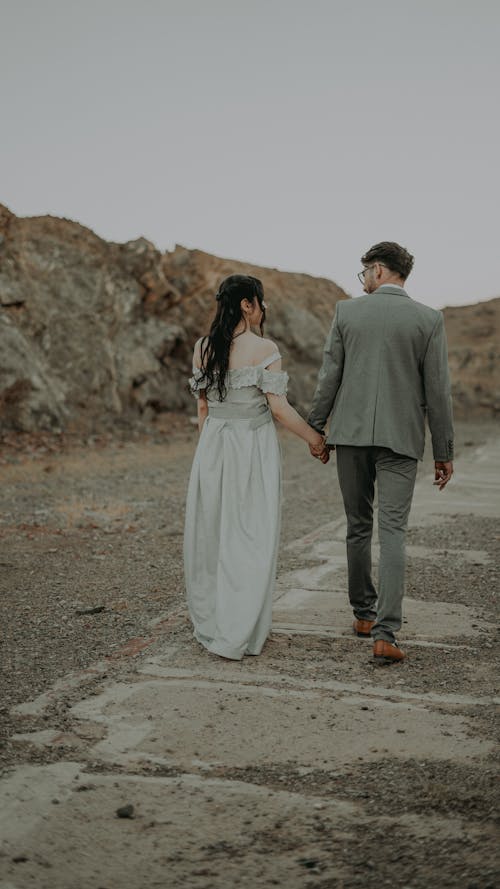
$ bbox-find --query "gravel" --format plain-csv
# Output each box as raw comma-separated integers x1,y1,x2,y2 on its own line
0,415,498,888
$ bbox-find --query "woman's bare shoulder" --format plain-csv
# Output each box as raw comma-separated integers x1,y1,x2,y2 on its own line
253,336,280,360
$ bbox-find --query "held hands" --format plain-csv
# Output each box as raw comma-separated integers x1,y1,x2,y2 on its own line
433,461,453,491
309,435,330,464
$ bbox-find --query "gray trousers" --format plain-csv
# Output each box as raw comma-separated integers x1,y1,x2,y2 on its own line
335,446,418,643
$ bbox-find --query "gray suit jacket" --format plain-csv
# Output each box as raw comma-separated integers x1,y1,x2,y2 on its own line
308,285,454,461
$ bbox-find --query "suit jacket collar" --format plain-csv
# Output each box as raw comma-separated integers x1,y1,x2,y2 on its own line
373,284,410,298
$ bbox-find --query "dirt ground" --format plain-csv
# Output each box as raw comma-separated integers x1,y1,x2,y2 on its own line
0,415,499,888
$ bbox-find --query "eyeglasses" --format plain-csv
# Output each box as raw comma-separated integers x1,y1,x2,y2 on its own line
357,262,388,284
357,264,376,284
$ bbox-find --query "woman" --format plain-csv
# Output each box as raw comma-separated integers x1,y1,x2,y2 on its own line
184,274,327,661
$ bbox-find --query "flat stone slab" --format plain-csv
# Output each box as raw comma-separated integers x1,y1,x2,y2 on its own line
63,676,491,771
273,588,487,640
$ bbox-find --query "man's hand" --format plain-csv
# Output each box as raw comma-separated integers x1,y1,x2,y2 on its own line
433,461,453,491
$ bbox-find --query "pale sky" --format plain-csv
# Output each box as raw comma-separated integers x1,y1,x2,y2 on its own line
1,0,499,308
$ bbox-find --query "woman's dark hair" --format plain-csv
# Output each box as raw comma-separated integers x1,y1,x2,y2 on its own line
361,241,414,280
198,274,266,401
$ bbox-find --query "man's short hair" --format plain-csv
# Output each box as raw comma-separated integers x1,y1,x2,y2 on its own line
361,241,414,280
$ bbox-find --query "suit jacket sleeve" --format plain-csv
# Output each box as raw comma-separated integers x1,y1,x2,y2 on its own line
422,313,454,461
307,303,345,433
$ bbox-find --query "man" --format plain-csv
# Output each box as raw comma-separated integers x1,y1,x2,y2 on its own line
308,242,454,663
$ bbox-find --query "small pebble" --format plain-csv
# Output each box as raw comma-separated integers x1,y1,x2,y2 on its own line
75,605,106,615
116,803,135,818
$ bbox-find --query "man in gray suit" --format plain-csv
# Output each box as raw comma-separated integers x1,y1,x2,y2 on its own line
308,242,454,663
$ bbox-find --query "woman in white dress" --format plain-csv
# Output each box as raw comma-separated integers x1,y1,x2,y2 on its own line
184,274,327,660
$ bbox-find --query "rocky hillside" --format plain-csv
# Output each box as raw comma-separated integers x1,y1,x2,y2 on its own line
0,203,498,433
443,299,500,418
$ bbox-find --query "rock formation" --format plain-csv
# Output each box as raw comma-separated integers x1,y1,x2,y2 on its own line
443,299,500,418
0,203,498,433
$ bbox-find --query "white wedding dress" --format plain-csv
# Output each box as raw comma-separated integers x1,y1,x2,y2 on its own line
184,352,288,660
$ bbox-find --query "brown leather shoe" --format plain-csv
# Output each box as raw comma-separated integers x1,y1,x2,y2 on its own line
353,618,375,637
373,640,406,663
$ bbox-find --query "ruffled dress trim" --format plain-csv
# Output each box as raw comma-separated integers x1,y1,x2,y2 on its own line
189,364,288,398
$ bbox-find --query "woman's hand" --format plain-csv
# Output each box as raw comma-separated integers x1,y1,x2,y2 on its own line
309,434,330,464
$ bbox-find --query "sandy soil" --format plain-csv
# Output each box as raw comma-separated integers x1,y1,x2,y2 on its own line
0,416,498,888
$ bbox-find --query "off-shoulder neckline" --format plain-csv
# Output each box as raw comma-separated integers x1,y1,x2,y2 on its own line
193,351,282,374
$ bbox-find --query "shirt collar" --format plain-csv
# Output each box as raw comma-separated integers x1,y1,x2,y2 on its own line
375,284,406,292
373,284,408,295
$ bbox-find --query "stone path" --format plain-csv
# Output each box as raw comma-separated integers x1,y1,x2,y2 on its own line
1,437,499,889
